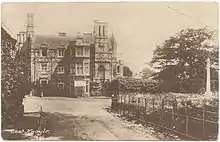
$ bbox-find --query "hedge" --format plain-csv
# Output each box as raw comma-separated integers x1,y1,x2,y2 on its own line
103,77,160,93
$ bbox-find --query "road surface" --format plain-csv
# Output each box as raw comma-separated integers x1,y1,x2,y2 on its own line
23,96,159,140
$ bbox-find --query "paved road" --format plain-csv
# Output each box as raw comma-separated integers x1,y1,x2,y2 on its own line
23,96,159,140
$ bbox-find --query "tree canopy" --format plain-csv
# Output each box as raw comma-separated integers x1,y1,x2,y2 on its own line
1,31,31,124
141,65,156,79
151,28,218,93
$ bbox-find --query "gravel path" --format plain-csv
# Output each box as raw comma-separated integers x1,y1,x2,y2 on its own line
23,96,159,140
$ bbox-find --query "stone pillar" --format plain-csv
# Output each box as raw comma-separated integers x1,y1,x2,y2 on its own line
206,58,211,96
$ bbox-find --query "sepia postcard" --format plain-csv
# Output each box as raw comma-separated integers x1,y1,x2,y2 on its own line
1,2,219,141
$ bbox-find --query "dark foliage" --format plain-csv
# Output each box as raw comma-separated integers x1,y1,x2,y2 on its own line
1,30,31,125
123,66,133,77
151,28,218,93
103,77,160,93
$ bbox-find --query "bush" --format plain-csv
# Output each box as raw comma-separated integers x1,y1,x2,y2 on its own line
2,52,31,125
104,77,160,93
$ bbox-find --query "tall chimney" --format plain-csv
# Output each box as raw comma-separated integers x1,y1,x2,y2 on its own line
58,32,67,36
26,13,34,39
17,34,19,43
19,31,26,44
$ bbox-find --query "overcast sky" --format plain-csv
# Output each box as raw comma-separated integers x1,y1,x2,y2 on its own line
2,2,218,73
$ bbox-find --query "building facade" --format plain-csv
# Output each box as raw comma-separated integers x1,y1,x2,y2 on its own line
92,20,118,95
18,14,123,97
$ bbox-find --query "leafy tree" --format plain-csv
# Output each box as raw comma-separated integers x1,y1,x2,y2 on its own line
151,28,218,93
123,65,133,77
141,66,156,79
1,30,31,125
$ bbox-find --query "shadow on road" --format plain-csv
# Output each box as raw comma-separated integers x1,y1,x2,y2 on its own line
2,112,40,140
2,111,86,140
42,112,88,140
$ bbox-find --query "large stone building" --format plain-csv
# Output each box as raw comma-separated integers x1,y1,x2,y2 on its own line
18,14,123,97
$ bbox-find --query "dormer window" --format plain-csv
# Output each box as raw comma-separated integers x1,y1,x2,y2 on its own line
41,43,48,46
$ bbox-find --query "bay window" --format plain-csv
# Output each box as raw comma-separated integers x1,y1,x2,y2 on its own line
75,47,90,57
84,61,90,75
76,47,83,56
85,47,89,56
76,62,83,75
70,64,75,74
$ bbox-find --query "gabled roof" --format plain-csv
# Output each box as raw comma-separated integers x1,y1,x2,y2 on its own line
32,34,97,49
32,34,76,49
32,33,116,51
1,26,17,43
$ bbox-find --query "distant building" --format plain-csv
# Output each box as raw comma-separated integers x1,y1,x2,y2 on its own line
18,14,123,97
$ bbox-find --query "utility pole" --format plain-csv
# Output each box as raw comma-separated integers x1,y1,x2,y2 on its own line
206,58,211,97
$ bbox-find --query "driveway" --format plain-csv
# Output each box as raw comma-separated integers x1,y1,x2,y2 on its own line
23,96,159,140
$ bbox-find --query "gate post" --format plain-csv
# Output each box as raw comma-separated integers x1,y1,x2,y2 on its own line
161,99,164,126
137,98,140,119
144,98,147,120
202,105,206,140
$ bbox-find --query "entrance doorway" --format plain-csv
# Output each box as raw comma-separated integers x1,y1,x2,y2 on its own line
75,86,84,97
70,80,75,96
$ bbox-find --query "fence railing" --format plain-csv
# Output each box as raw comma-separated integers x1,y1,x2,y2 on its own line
111,95,218,140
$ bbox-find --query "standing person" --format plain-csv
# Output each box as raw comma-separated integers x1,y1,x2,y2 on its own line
111,94,115,109
40,91,44,98
112,94,117,108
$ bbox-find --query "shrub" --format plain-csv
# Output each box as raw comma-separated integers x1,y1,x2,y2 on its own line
2,49,31,125
104,77,160,93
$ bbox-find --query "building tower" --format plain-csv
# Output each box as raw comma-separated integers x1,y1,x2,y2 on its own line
26,13,34,39
93,20,108,52
26,13,35,85
92,20,113,94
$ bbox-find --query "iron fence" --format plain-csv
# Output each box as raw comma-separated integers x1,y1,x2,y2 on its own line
111,95,218,140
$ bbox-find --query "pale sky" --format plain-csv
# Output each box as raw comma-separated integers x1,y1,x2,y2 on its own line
2,2,218,73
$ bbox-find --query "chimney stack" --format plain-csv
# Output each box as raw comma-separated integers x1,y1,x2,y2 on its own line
58,32,67,36
26,13,34,38
19,31,26,44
